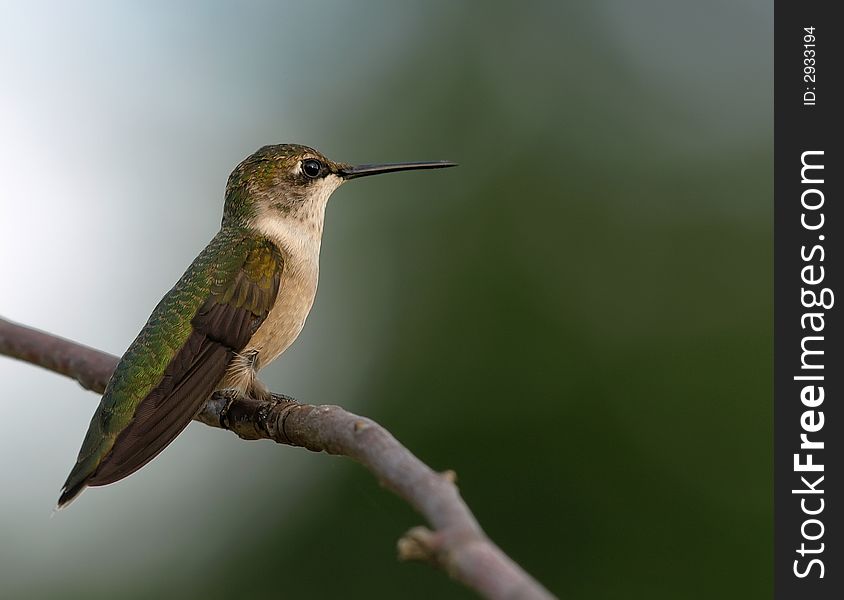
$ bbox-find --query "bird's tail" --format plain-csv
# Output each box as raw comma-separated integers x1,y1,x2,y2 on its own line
57,480,87,509
57,452,100,509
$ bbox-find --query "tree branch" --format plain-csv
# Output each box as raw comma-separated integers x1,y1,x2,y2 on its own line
0,316,555,600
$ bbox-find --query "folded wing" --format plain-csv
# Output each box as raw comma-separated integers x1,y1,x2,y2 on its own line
58,233,282,506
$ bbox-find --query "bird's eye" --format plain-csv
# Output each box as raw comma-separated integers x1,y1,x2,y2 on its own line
302,159,322,178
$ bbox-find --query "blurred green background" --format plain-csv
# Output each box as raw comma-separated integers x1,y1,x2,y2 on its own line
0,1,771,598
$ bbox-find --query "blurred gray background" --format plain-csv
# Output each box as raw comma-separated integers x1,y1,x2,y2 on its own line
0,1,771,598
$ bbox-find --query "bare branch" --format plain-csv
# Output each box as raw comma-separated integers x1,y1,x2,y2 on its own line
0,316,555,600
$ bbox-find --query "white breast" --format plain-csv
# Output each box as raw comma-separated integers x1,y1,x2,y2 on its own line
246,216,321,369
225,172,344,389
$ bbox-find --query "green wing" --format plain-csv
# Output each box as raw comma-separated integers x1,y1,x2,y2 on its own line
59,230,282,507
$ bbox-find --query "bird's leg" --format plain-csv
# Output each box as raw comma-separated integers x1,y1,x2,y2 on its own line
248,376,272,403
223,349,271,401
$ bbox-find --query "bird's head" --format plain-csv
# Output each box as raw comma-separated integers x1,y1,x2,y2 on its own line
222,144,456,231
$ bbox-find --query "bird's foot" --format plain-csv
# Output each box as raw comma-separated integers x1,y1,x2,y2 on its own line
248,378,273,403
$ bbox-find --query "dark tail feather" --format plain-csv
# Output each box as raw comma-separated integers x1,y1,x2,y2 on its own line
57,478,88,509
57,455,98,509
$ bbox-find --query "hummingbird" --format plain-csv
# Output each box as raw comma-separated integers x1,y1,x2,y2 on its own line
58,144,456,508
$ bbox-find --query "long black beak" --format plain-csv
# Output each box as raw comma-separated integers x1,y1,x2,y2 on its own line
338,160,457,180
